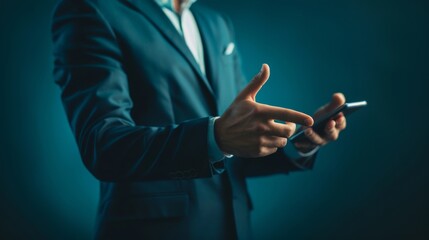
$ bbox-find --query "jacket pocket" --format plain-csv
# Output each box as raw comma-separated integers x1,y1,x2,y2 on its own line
102,193,190,221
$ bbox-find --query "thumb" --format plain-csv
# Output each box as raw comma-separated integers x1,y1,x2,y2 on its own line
315,93,346,118
236,64,270,101
326,92,346,112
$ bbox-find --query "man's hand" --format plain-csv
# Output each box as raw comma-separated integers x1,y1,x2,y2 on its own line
294,93,347,153
215,64,314,158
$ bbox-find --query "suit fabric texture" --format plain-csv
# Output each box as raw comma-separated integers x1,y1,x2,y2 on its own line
51,0,316,239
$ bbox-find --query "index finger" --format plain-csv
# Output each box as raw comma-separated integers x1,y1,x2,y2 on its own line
258,104,314,126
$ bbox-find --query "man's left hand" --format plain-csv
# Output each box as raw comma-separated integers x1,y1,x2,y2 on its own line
294,93,347,153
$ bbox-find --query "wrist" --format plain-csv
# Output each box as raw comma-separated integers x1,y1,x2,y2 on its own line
213,116,232,156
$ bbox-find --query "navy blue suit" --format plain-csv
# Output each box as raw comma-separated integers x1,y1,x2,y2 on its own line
52,0,316,239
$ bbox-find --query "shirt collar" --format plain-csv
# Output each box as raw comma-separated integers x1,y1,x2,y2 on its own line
154,0,197,13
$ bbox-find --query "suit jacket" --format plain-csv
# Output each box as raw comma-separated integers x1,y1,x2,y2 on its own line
51,0,317,239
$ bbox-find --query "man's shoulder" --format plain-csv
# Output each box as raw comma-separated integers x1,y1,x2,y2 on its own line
53,0,124,15
191,2,233,29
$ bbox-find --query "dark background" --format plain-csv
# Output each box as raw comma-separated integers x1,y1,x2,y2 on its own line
1,0,428,239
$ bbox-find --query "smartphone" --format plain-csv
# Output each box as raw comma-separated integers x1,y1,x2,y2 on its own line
289,101,367,143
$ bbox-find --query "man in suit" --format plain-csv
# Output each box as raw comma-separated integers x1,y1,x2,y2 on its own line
52,0,347,239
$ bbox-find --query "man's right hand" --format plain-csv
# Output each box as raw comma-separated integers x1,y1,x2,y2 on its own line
215,64,314,158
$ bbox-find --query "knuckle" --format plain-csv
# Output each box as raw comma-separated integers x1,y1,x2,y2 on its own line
255,124,268,134
251,104,262,116
256,136,265,146
284,127,293,138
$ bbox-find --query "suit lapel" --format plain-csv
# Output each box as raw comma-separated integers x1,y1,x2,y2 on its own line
122,0,216,101
191,5,220,101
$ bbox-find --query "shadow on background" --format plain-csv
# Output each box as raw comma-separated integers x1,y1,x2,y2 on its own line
0,0,428,239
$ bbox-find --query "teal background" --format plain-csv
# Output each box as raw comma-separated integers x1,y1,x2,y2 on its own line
0,0,428,239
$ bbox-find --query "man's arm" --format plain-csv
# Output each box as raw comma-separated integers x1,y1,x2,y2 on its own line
52,0,322,182
52,0,218,181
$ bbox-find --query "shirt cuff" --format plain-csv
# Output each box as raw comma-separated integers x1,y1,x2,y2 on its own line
208,116,227,174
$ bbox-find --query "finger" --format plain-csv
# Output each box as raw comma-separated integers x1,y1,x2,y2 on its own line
326,92,346,112
258,104,314,126
331,92,346,107
261,136,287,148
314,92,346,118
335,115,346,130
259,147,278,157
333,112,344,119
324,120,339,141
236,64,270,101
252,136,286,157
305,128,326,145
266,121,296,138
325,119,336,131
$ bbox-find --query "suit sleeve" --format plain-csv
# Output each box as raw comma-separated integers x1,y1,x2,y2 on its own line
52,0,215,181
221,15,319,177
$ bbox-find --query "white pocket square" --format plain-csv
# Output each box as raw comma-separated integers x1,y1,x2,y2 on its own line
224,42,235,55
